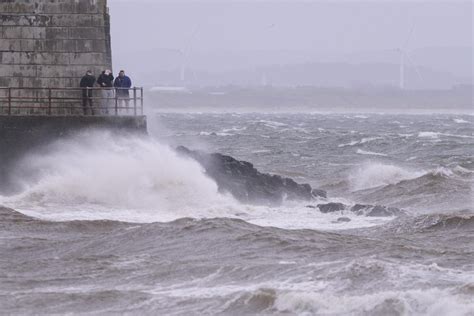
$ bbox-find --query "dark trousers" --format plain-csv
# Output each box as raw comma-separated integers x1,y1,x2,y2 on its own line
116,90,130,113
82,89,94,115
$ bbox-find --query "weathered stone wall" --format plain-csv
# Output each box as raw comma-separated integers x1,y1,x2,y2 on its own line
0,0,112,89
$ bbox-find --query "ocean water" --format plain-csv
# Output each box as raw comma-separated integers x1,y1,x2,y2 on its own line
1,113,473,315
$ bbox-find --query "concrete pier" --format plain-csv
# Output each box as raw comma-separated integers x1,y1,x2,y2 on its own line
0,0,148,186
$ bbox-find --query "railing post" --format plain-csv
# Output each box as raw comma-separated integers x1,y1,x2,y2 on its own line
133,87,137,116
48,88,52,115
115,89,118,116
7,88,11,116
140,88,144,115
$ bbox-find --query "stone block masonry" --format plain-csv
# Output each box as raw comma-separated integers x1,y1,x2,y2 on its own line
0,0,112,88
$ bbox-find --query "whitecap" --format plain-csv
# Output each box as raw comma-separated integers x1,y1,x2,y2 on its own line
338,140,360,148
360,137,383,144
356,149,388,157
259,120,288,129
418,132,474,139
418,132,439,139
349,162,424,191
339,137,382,147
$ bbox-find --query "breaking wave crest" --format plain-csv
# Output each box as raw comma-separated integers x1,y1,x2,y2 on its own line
0,131,390,230
349,162,425,191
349,162,472,192
406,214,474,232
1,130,238,222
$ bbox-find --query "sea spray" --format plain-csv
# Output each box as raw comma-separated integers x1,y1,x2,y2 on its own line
0,130,392,229
348,161,424,191
1,130,238,222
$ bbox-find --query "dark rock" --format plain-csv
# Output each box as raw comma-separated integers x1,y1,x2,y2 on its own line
311,189,327,198
350,204,372,215
350,204,405,217
337,217,351,223
317,203,347,213
367,205,404,217
176,146,315,205
305,205,317,209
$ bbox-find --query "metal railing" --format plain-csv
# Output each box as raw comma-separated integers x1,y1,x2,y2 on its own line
0,87,144,116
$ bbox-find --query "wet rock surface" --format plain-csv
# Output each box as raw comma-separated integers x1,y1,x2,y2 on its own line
176,146,405,217
317,203,346,213
350,204,406,217
314,202,406,217
176,146,326,205
337,217,351,223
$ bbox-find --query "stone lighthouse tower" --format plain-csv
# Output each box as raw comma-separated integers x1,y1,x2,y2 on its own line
0,0,112,89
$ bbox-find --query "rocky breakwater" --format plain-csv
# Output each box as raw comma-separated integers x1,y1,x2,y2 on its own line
176,146,326,205
177,147,406,220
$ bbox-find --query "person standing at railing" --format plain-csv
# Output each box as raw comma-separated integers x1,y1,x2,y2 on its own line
114,70,132,113
80,70,96,115
97,69,114,115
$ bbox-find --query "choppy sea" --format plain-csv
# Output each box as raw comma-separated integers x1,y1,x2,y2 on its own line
1,112,473,315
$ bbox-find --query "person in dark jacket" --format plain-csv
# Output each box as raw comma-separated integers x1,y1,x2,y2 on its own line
80,70,96,115
97,69,114,114
114,70,132,113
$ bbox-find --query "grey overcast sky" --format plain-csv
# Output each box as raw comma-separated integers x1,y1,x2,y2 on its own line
109,0,471,51
107,0,472,86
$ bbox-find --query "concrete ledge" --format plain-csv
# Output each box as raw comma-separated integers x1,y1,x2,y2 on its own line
0,115,147,134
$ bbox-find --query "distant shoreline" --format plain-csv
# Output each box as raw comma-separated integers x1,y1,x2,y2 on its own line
146,86,473,115
152,107,474,115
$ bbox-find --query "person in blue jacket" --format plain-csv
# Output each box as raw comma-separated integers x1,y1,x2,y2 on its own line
114,70,132,113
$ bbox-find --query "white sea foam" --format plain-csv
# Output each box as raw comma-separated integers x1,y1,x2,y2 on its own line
2,131,238,223
144,259,474,315
419,131,474,139
356,149,388,157
259,120,288,129
251,149,272,154
0,130,385,230
453,118,469,124
273,287,474,316
338,137,382,148
349,162,425,191
360,136,382,144
418,131,440,139
221,126,247,133
431,166,455,178
338,140,359,147
273,259,474,315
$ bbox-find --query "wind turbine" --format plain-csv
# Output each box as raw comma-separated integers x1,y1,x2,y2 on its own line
395,23,423,90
